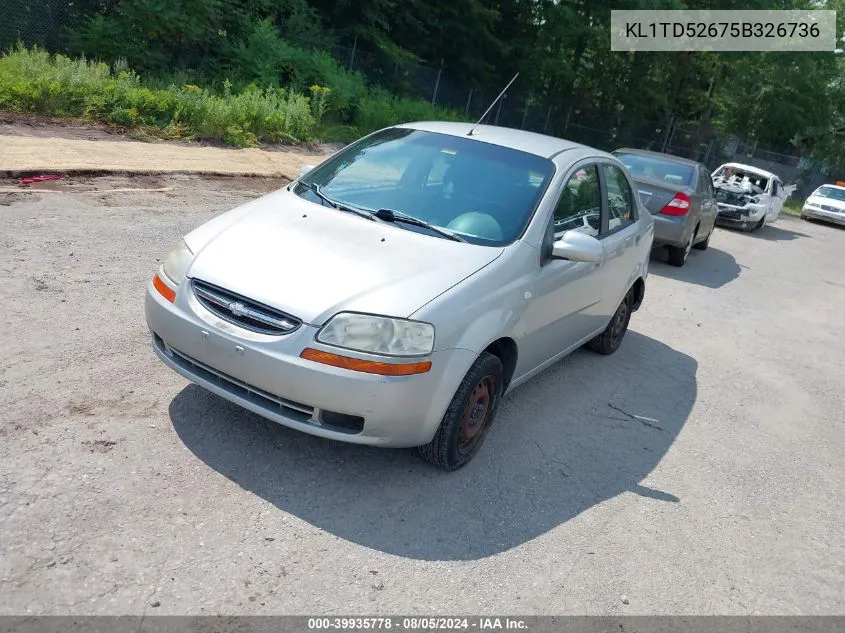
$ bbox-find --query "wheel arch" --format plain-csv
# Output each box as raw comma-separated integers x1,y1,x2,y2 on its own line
630,276,646,311
483,337,518,392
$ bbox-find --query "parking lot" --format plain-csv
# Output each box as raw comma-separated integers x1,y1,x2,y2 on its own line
1,174,843,614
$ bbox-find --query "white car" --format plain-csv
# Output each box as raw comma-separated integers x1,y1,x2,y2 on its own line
801,184,845,226
712,163,786,231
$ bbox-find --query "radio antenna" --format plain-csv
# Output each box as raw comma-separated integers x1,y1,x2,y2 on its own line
467,72,519,136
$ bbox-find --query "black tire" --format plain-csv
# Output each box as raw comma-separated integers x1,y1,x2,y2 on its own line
693,225,713,250
417,352,504,471
753,216,765,231
667,228,695,267
586,291,632,355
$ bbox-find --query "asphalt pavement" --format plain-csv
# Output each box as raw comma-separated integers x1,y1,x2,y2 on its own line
1,175,843,614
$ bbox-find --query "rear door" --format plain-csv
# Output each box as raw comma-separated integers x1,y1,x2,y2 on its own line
697,166,719,235
598,162,641,312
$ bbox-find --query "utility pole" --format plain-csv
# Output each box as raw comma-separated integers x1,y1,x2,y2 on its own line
432,59,443,105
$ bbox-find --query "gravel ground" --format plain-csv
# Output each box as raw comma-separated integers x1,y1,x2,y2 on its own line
1,175,843,615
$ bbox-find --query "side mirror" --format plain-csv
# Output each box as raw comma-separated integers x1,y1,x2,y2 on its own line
552,230,603,263
298,164,315,178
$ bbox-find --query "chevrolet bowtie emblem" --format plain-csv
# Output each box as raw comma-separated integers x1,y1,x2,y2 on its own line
229,301,247,317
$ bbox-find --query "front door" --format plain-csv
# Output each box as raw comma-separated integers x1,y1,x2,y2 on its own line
769,179,786,221
517,162,607,375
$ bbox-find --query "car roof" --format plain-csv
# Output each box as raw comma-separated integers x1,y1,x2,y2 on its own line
819,183,845,190
718,162,780,180
396,121,607,160
613,147,704,168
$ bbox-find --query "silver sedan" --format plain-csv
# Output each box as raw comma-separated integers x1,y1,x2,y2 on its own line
146,122,654,470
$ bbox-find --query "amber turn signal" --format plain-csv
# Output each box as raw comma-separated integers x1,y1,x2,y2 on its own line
153,273,176,303
300,348,432,376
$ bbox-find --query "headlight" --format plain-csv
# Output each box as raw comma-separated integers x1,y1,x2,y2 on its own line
162,240,194,285
317,313,435,356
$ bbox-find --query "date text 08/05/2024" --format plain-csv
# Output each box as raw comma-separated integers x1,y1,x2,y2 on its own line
307,618,528,630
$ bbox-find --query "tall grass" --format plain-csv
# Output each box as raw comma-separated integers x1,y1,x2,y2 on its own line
0,46,317,146
0,45,467,147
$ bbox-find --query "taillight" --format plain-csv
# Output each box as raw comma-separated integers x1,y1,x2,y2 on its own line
659,192,691,216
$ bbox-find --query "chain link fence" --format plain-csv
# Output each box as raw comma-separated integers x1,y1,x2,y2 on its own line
330,41,830,198
0,7,829,199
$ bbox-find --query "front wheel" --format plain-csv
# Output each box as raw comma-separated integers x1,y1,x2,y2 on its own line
417,352,503,471
753,216,765,231
586,292,632,355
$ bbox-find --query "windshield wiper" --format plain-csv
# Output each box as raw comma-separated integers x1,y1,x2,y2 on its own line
300,182,376,221
374,208,467,242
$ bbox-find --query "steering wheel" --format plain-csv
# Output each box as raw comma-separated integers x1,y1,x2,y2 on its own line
447,211,503,241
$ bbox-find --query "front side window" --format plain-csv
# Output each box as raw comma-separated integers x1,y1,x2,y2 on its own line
603,164,636,232
553,165,601,237
295,128,555,246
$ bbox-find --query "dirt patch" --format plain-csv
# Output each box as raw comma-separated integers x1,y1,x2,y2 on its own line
0,133,331,179
0,112,345,157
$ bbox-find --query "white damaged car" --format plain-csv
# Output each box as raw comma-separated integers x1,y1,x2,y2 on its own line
712,163,786,231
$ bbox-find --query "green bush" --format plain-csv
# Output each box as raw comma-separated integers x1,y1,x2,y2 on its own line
0,46,317,146
354,88,464,135
0,45,467,147
229,20,367,119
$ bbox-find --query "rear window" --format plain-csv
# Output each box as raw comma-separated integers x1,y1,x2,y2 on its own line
615,153,696,187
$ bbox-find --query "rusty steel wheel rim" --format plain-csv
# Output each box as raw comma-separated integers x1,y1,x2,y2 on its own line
458,376,494,454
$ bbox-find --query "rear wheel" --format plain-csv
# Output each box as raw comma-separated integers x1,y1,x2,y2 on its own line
667,229,695,267
693,224,713,250
586,291,632,355
417,352,503,471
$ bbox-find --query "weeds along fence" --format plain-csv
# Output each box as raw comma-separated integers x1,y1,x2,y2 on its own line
0,9,829,197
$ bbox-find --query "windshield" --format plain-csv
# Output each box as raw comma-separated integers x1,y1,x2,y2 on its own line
816,186,845,202
295,128,555,246
615,152,695,186
713,166,769,192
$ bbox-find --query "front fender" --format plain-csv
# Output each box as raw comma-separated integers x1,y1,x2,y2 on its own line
451,308,522,356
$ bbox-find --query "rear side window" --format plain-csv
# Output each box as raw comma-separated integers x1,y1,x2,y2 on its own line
603,164,636,232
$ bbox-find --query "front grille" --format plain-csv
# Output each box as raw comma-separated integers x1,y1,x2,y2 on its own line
717,208,743,220
192,279,301,335
821,204,843,213
155,334,314,422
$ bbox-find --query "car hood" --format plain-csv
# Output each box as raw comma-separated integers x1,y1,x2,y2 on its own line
808,196,845,212
185,188,504,325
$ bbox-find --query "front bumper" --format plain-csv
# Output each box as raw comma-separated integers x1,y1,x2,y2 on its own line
145,279,476,447
802,206,845,226
715,203,764,230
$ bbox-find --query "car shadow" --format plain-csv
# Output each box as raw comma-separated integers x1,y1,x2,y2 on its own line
715,221,809,241
649,246,741,289
754,223,811,241
801,217,845,231
169,331,696,561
